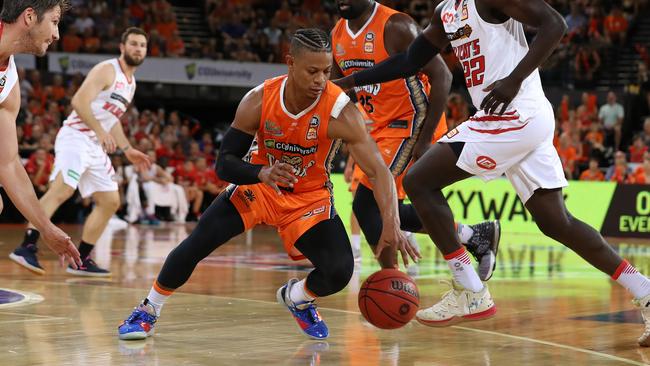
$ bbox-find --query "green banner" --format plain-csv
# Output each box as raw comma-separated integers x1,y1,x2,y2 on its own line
331,175,617,234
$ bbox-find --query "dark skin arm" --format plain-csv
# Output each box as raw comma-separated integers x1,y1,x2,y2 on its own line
475,0,567,114
329,102,420,267
384,12,452,160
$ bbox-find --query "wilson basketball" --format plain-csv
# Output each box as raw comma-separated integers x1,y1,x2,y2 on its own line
358,269,419,329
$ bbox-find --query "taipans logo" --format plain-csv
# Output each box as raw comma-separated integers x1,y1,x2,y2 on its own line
58,56,70,73
0,75,6,94
364,31,375,53
338,59,375,72
306,114,320,140
446,24,473,41
302,205,327,219
185,63,197,80
476,156,497,170
267,153,316,178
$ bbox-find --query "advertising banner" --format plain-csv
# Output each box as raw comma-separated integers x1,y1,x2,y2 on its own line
14,54,36,69
48,53,287,87
601,185,650,237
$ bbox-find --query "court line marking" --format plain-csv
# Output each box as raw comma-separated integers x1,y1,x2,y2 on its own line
21,280,649,365
0,288,44,309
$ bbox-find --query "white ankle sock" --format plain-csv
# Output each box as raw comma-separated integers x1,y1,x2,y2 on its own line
444,247,483,292
289,279,315,304
146,282,172,316
613,260,650,299
351,234,361,251
457,223,474,244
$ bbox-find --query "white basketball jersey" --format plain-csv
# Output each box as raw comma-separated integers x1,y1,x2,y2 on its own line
0,54,18,105
63,58,136,138
440,0,545,111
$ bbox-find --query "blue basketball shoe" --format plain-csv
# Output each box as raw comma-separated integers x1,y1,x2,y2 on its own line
9,244,45,275
118,303,157,340
277,278,329,340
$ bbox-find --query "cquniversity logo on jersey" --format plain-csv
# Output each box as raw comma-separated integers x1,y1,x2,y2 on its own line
338,59,375,72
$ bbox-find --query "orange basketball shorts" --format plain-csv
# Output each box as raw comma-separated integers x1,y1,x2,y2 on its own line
227,183,335,260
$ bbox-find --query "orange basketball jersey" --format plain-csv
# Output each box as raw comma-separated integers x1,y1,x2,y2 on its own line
251,75,349,193
332,3,447,141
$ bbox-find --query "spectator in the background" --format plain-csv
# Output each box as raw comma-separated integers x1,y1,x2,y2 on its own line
565,3,587,34
62,26,83,53
147,29,166,57
598,91,624,149
222,13,247,39
584,121,606,161
82,28,101,53
604,5,628,46
254,33,275,63
166,30,186,58
194,157,227,196
25,148,55,195
129,0,147,24
557,134,578,179
629,133,649,163
231,39,259,62
73,7,95,33
100,25,121,54
577,92,598,128
51,74,66,102
642,117,650,147
263,19,283,49
574,45,601,84
156,10,178,41
580,158,606,181
274,1,293,29
606,150,632,183
631,152,650,184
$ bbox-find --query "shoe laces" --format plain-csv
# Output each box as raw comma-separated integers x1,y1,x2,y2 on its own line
126,306,157,325
432,280,460,313
24,244,38,254
295,301,320,323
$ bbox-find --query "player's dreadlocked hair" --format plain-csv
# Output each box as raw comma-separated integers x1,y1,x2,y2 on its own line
290,28,332,55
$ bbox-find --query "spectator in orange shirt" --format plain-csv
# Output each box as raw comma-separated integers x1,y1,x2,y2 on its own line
557,94,570,123
50,74,66,102
82,28,101,53
273,1,292,29
557,134,578,179
629,134,649,163
25,148,55,194
604,6,628,45
156,11,178,41
62,26,82,53
166,31,186,57
606,151,632,183
631,152,650,184
579,158,605,181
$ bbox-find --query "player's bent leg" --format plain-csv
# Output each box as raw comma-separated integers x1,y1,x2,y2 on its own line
526,188,650,346
118,193,245,340
9,172,76,275
277,217,354,339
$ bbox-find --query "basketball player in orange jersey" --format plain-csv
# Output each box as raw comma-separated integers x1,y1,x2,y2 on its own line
332,0,500,279
0,0,81,268
336,0,650,346
10,27,151,277
118,28,417,341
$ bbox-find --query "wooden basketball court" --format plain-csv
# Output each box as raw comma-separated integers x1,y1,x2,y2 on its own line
1,223,650,365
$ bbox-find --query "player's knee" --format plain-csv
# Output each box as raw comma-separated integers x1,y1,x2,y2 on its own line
98,194,121,213
535,215,571,240
327,258,354,293
403,169,423,196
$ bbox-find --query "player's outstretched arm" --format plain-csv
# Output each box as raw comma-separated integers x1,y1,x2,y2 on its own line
71,63,118,153
0,86,81,268
478,0,567,114
329,102,421,267
216,85,297,195
334,4,450,90
384,13,453,160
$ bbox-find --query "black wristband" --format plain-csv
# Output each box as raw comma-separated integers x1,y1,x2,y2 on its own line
216,127,263,185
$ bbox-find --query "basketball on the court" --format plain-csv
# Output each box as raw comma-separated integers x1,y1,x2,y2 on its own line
358,269,419,329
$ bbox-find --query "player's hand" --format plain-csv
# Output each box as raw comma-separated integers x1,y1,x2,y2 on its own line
375,222,421,268
124,148,153,172
412,139,431,162
258,162,298,195
97,131,117,154
332,76,355,91
343,162,354,183
40,223,82,269
480,75,523,115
